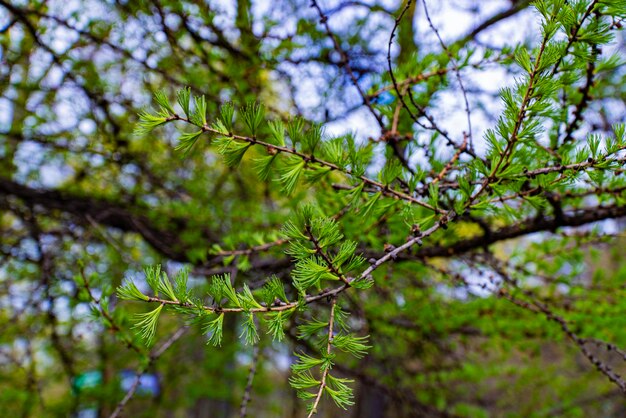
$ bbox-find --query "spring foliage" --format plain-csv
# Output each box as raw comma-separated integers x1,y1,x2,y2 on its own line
2,0,626,416
117,1,626,413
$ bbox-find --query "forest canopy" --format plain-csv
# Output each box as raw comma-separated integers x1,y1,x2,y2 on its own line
1,0,626,417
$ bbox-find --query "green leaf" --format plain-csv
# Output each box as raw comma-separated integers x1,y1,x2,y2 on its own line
268,120,286,146
288,370,320,390
117,279,149,301
240,313,259,345
282,219,308,241
360,192,381,218
175,130,203,156
428,183,439,209
286,240,316,262
132,304,163,345
332,241,358,267
144,265,162,295
177,87,191,117
310,217,343,248
215,136,252,167
219,102,235,133
154,90,175,114
297,319,329,339
209,274,241,307
253,154,278,181
261,275,289,305
190,95,207,126
379,160,403,185
331,334,371,359
173,269,191,303
291,257,338,292
304,165,331,184
157,270,178,302
279,158,305,194
266,310,291,342
514,46,533,73
211,119,229,135
241,102,265,136
204,313,224,346
302,123,323,154
135,110,168,136
325,374,355,409
291,352,325,373
287,117,305,146
238,283,264,310
322,137,346,167
350,273,373,289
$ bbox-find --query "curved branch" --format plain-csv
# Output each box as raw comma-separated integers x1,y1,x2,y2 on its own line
0,178,205,261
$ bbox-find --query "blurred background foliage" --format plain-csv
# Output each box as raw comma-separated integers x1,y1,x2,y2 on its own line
1,0,626,417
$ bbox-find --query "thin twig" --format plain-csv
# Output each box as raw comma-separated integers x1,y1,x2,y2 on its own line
310,0,386,129
421,0,473,151
80,269,144,355
172,114,444,213
109,326,188,418
239,343,261,418
470,254,626,393
386,1,477,160
307,297,337,418
306,224,350,285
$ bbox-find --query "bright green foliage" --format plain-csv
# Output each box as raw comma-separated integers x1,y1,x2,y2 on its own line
116,0,626,411
132,304,163,345
261,275,288,305
119,205,371,408
241,102,265,136
176,87,192,118
288,303,367,412
2,0,626,417
117,280,149,302
331,335,371,359
174,130,203,156
209,274,241,308
265,311,289,342
204,313,224,347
